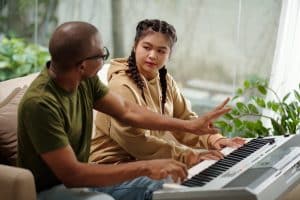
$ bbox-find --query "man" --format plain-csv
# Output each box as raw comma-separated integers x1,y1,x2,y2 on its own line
17,21,227,200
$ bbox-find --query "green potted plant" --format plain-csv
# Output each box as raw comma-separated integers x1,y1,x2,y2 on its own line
215,79,300,138
0,37,50,81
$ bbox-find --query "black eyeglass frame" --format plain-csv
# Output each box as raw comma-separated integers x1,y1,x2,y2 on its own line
76,47,110,65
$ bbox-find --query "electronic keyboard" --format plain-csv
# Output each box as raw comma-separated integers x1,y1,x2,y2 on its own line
153,134,300,200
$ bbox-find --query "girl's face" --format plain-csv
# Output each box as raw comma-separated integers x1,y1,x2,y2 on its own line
135,32,171,80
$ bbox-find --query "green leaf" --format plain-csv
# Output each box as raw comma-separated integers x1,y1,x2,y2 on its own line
223,113,234,120
252,120,268,136
244,80,250,89
285,104,297,121
257,85,267,95
271,119,285,135
232,95,239,100
271,102,279,112
290,102,298,111
267,101,272,109
236,88,243,96
254,97,266,108
231,109,240,116
233,118,243,128
294,90,300,102
224,124,233,133
236,102,249,113
282,93,290,102
248,103,259,114
244,131,258,138
245,121,256,131
215,120,233,136
255,80,261,86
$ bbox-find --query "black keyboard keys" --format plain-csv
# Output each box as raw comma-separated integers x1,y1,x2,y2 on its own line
182,138,273,187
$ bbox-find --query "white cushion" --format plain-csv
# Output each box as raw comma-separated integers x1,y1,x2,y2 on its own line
98,63,109,85
0,73,38,103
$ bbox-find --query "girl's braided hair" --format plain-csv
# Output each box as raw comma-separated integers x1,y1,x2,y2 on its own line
127,19,177,113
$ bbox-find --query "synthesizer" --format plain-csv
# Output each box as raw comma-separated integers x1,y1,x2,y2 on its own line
153,134,300,200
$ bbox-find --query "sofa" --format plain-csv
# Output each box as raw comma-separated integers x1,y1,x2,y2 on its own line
0,64,299,200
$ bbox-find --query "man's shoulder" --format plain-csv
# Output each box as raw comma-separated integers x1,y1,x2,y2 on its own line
19,90,57,114
19,78,58,113
81,75,101,87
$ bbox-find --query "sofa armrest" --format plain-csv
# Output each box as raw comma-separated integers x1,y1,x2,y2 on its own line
0,164,36,200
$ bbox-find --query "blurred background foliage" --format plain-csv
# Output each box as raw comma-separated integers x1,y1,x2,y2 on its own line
0,37,49,81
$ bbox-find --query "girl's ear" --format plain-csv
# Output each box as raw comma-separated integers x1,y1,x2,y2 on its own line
133,43,138,52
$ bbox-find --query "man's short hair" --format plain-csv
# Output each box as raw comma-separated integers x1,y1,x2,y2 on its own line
49,21,99,68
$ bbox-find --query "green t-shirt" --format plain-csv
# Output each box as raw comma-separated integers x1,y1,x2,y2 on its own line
17,66,108,192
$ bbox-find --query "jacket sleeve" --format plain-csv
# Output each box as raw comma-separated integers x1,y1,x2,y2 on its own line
100,79,207,165
168,75,224,149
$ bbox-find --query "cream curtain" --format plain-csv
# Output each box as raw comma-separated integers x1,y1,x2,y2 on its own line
268,0,300,99
263,0,300,130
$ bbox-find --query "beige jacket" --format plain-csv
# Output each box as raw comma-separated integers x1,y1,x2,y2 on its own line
90,58,224,167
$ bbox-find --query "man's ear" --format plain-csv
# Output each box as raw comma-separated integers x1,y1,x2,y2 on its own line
78,62,86,74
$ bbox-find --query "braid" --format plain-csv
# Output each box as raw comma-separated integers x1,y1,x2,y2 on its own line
159,66,167,114
126,50,146,101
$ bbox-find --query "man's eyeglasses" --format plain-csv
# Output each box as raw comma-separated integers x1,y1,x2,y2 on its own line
77,47,110,65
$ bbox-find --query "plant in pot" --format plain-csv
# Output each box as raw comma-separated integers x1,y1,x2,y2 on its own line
215,79,300,138
0,37,50,81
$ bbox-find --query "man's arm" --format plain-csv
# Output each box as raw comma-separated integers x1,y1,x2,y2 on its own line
41,145,187,187
94,91,231,136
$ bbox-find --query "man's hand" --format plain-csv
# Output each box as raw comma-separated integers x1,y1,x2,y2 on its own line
186,150,224,167
41,146,187,187
145,159,188,183
212,137,246,150
187,98,231,135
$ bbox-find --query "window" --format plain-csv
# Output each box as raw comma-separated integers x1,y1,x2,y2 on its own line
0,0,282,114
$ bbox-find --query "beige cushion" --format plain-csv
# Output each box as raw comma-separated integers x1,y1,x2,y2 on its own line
0,73,37,102
0,86,27,166
0,164,36,200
